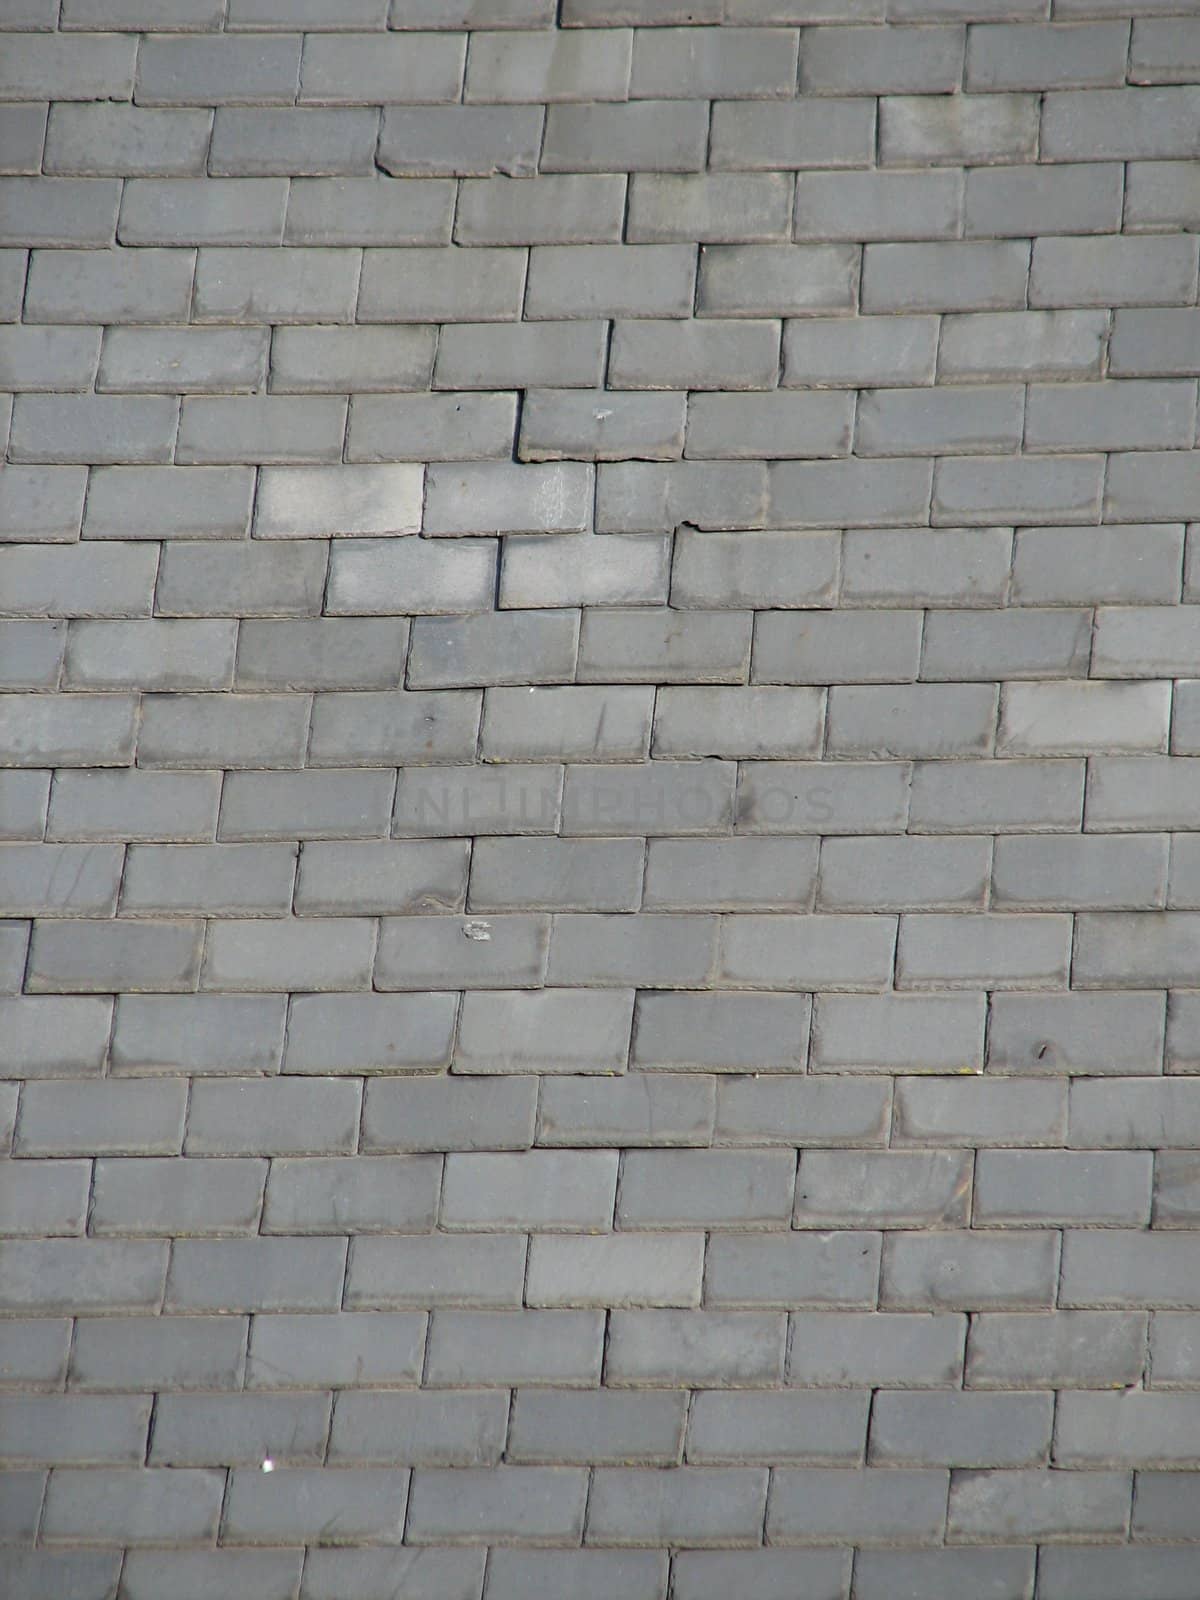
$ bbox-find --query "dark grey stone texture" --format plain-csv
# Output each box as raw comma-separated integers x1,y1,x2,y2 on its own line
2,0,1197,1579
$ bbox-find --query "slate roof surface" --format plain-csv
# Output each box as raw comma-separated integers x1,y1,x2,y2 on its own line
2,0,1200,1592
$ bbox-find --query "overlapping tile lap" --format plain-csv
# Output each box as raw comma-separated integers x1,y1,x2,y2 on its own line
2,0,1200,1592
